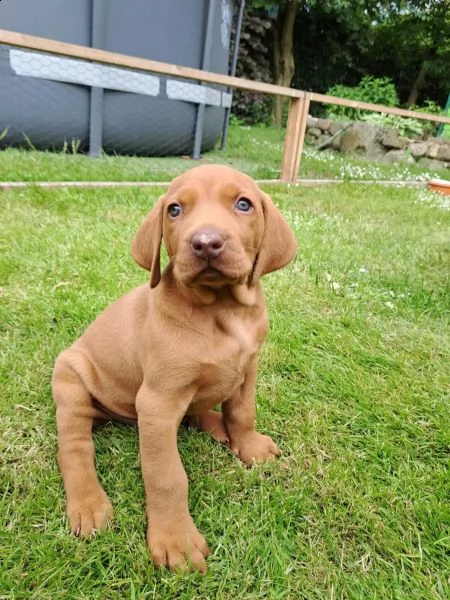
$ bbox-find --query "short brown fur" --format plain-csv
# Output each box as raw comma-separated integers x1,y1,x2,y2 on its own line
52,164,297,572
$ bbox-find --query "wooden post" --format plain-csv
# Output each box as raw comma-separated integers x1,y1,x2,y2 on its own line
280,93,311,183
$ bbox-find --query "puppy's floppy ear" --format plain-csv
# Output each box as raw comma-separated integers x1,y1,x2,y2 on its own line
131,196,165,288
250,192,297,284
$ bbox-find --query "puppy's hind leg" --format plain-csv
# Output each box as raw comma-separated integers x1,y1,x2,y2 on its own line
52,350,113,537
186,411,230,445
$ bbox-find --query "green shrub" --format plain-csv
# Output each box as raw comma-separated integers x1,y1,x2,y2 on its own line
361,113,424,138
411,100,445,138
325,79,446,140
231,92,273,126
360,100,446,140
231,10,273,125
326,76,399,121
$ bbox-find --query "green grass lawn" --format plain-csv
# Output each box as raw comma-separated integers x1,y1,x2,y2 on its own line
1,124,449,183
1,144,449,598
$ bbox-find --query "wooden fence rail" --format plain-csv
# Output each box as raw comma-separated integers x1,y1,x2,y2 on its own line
1,28,450,183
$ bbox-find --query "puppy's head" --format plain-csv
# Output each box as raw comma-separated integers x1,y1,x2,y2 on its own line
132,165,297,290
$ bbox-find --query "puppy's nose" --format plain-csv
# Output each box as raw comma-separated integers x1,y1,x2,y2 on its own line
190,229,225,260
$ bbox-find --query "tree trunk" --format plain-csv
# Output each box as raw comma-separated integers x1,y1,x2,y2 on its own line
272,19,282,127
406,60,428,107
272,0,297,127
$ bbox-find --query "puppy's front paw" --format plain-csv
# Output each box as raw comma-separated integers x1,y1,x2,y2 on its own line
67,489,113,537
230,431,280,466
147,517,210,573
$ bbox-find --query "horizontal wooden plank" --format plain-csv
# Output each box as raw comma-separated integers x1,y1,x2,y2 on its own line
311,92,450,125
0,180,429,190
0,29,303,99
1,29,449,126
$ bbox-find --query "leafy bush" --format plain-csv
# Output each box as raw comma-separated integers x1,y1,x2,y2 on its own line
361,113,424,139
231,11,273,125
411,100,445,138
232,92,273,126
326,76,399,121
360,100,446,140
325,78,447,139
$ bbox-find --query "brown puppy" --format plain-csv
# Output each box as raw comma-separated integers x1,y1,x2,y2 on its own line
52,164,297,572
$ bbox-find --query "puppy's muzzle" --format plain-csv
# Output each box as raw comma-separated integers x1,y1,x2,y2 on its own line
190,228,226,261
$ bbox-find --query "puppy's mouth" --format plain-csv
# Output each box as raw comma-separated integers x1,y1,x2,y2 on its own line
173,245,253,288
174,257,249,287
199,266,223,280
191,265,239,287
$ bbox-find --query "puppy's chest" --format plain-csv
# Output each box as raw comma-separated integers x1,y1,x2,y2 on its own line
193,315,262,401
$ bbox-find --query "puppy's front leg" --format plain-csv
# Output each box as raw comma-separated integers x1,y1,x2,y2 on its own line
136,383,210,572
53,351,113,537
222,358,280,466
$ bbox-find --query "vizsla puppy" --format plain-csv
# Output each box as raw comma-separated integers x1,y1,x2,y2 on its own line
52,164,297,572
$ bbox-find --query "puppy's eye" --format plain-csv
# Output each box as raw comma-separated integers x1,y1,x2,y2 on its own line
234,197,253,213
168,203,182,218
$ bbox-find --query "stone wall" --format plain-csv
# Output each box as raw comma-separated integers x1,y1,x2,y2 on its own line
305,116,450,170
